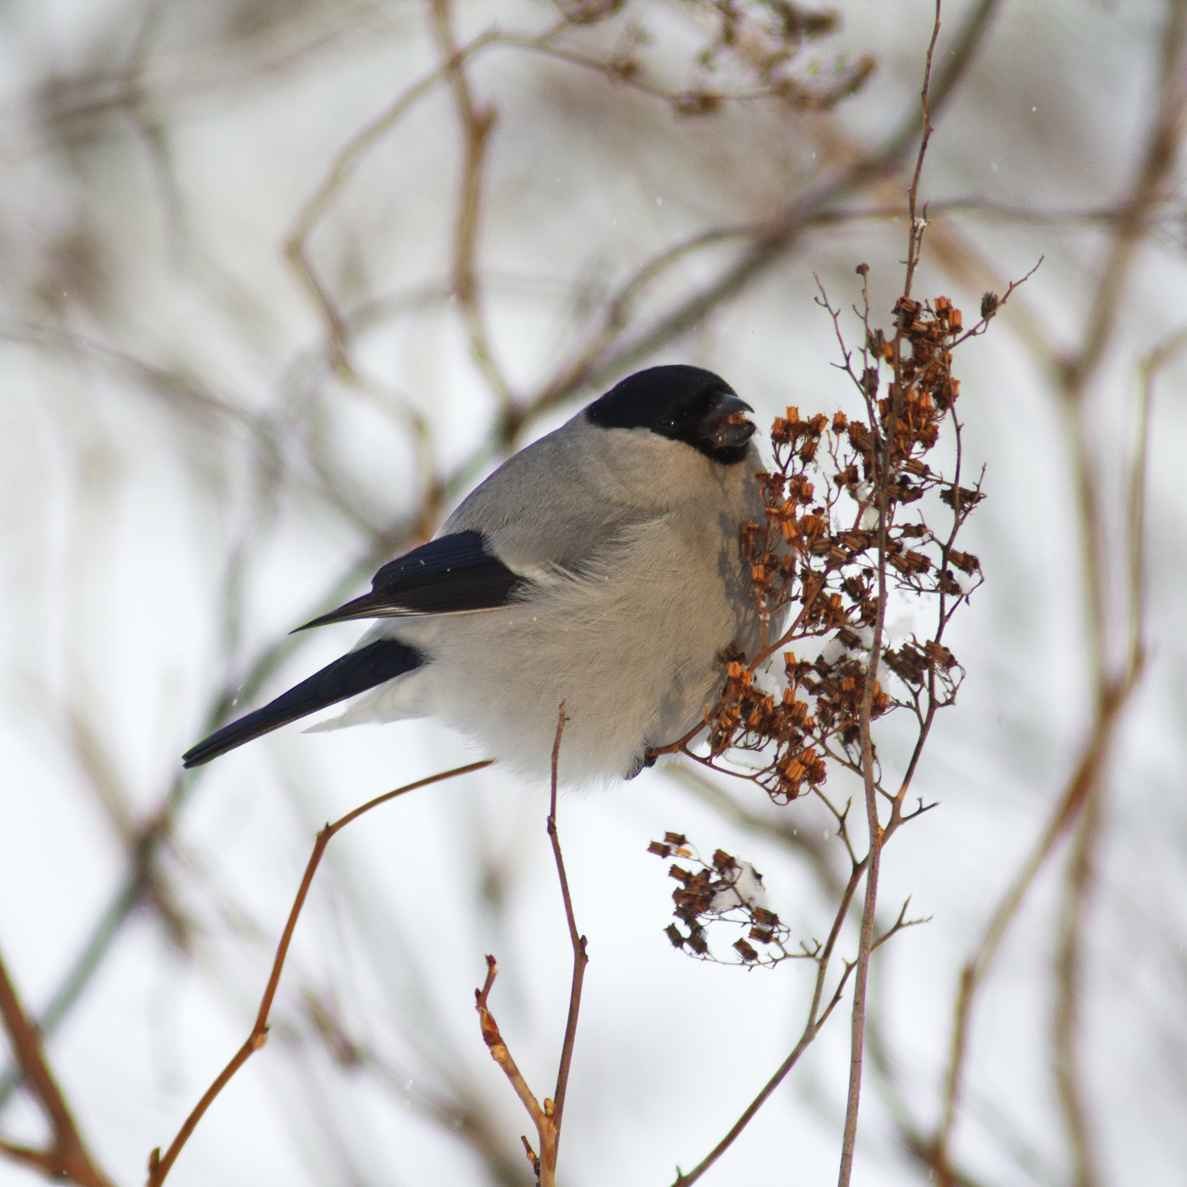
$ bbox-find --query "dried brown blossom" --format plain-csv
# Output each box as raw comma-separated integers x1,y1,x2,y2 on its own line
649,275,989,811
647,837,794,967
646,258,1042,978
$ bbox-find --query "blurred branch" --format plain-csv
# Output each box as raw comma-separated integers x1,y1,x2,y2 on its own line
1,2,393,164
931,646,1142,1184
0,951,116,1187
838,9,943,1184
1045,5,1182,1182
545,706,588,1144
912,246,1155,1182
931,5,1186,1179
431,0,516,414
60,693,193,952
120,0,188,261
145,758,492,1186
473,707,586,1187
1058,0,1187,683
283,23,501,368
1050,319,1179,1187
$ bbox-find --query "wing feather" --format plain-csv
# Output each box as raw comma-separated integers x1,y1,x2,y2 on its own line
294,530,529,630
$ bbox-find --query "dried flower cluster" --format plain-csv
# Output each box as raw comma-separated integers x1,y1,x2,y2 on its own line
696,279,989,807
647,833,795,966
645,265,1025,976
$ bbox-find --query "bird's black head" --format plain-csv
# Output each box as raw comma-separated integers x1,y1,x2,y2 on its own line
585,365,756,465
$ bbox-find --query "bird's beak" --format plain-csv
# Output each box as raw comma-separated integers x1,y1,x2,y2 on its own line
706,393,756,452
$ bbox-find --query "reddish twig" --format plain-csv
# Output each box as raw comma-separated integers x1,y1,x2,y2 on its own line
144,758,493,1186
546,705,588,1142
474,706,586,1187
838,7,942,1179
474,955,552,1180
671,854,868,1187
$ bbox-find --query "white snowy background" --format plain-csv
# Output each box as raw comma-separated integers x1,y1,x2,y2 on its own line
1,1,1185,1185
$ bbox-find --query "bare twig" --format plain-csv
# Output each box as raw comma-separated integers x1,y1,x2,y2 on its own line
546,705,588,1142
474,706,586,1187
144,759,492,1186
474,955,551,1181
837,8,943,1182
671,854,869,1187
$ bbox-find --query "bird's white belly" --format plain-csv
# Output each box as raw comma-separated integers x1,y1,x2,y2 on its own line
351,521,755,784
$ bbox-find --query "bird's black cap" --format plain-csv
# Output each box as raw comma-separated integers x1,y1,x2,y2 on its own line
585,365,756,465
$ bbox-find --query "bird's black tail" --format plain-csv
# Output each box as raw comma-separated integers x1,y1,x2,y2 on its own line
182,638,424,768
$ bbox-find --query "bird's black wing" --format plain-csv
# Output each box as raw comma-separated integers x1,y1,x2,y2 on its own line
182,531,525,768
295,530,530,631
181,638,423,768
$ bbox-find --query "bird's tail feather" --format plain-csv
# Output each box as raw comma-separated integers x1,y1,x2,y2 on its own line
182,638,424,768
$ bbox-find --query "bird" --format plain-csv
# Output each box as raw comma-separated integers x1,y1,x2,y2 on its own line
182,365,762,784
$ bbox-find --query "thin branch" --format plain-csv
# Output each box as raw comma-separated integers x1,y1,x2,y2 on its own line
837,8,943,1184
671,855,869,1187
475,956,549,1143
546,705,588,1141
144,759,492,1186
473,707,586,1187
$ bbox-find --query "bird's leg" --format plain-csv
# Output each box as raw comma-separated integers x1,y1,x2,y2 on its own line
627,750,659,780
